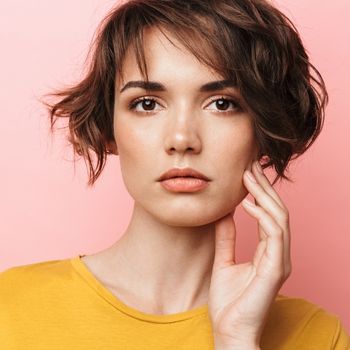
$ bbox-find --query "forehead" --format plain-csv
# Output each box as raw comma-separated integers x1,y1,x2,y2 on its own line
116,26,223,87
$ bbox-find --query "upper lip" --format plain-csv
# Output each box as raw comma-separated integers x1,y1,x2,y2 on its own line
158,167,211,181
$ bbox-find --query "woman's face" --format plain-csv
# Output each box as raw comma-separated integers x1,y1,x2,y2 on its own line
112,26,258,227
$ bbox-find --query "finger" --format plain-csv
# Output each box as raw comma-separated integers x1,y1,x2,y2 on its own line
253,196,291,279
242,199,267,268
213,212,237,270
253,238,267,269
251,161,287,211
243,167,291,276
243,169,288,231
243,198,270,269
241,199,284,278
251,161,292,277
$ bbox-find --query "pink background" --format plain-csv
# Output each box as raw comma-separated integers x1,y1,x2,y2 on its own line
1,0,349,330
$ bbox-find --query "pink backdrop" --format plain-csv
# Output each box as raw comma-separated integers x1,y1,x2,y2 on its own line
1,0,349,330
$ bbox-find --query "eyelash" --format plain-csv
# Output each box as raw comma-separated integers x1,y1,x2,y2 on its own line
127,96,242,115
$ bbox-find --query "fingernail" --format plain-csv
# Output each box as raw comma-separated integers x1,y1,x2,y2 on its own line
255,161,263,173
246,170,257,183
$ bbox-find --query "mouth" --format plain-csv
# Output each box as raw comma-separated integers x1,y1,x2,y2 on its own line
159,176,210,192
157,167,211,182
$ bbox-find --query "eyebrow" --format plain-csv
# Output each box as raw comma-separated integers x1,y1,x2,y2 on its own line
119,79,237,94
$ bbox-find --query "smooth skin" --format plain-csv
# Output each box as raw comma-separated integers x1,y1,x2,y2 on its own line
209,161,291,349
84,25,292,349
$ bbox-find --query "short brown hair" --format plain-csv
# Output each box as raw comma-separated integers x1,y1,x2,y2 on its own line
42,0,328,187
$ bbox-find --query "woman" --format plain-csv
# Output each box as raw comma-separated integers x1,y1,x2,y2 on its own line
0,0,349,349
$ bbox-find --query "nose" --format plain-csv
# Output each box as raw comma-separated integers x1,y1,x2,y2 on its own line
163,109,202,156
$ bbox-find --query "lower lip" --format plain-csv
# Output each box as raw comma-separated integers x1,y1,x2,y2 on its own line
159,177,210,192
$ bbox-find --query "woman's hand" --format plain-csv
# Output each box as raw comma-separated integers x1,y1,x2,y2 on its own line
208,160,292,350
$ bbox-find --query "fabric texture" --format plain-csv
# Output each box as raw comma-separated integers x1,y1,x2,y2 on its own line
0,255,349,350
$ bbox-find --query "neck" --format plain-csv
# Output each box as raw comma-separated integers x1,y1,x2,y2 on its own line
101,201,216,315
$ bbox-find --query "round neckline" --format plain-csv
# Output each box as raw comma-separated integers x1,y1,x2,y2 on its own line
70,254,209,323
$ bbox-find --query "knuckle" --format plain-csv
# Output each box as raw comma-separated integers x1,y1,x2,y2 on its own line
285,267,292,278
283,262,292,279
280,210,289,222
270,267,284,283
275,272,285,284
273,227,284,237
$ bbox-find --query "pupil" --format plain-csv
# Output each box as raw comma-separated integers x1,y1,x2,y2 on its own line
140,99,230,111
143,100,154,110
217,99,229,110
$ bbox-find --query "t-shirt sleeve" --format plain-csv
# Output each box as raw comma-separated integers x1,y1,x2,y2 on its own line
332,317,350,349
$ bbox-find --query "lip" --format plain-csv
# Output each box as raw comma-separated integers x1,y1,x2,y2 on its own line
159,177,210,192
157,167,211,182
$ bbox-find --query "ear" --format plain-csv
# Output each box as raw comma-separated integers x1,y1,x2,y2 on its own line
107,140,118,155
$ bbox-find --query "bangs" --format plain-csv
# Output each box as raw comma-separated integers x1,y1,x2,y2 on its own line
111,2,239,89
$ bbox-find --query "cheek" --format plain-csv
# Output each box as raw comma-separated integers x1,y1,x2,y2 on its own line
114,108,160,151
214,123,256,169
115,119,144,160
114,122,138,178
114,120,156,195
212,124,256,198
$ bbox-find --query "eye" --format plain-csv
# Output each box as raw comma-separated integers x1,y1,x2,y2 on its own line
128,96,242,115
128,97,162,114
205,96,242,114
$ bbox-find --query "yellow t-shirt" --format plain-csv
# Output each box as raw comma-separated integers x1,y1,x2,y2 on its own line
0,255,349,350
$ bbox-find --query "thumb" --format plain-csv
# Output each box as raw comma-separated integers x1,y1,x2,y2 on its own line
213,212,237,270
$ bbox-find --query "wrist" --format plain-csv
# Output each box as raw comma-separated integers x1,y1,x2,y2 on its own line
213,332,260,350
214,339,260,350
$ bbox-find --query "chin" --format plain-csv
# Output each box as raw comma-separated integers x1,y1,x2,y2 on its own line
149,203,235,227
